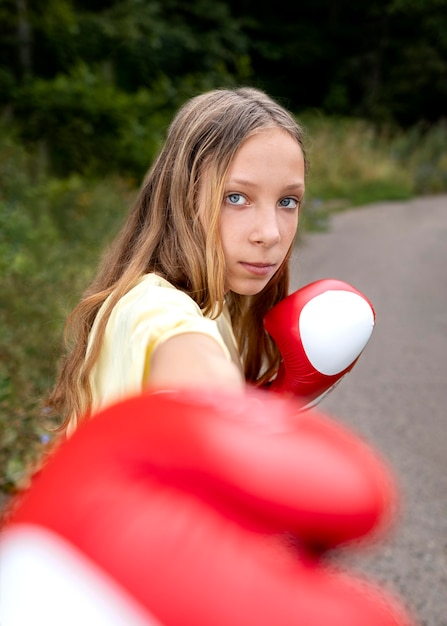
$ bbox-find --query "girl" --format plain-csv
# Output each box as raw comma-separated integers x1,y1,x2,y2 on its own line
48,87,307,436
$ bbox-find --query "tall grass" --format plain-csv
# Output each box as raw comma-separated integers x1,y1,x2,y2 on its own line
0,134,136,490
1,114,447,491
300,114,447,230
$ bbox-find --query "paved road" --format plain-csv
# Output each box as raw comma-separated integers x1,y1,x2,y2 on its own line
291,195,447,626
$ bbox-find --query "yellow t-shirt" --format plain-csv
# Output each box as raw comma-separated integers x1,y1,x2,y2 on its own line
86,274,241,416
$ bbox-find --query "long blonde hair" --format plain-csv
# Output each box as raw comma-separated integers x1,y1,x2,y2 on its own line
48,87,308,428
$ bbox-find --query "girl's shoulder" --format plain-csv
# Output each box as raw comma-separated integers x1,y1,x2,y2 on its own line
136,273,176,290
116,273,203,319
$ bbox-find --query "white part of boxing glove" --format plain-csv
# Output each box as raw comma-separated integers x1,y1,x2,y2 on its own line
263,279,376,404
0,524,163,626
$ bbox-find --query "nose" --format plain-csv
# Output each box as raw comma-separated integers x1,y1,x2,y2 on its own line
249,207,281,247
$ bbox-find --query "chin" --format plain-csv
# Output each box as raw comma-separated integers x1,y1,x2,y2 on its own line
228,282,269,297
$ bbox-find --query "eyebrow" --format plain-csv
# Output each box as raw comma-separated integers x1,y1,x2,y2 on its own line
226,178,305,192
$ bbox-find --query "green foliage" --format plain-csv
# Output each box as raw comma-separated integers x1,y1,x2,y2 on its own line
26,0,251,88
13,65,168,177
390,121,447,194
301,115,411,222
298,114,447,230
0,125,135,491
226,0,447,125
12,65,248,178
301,113,447,210
3,0,253,177
3,0,446,178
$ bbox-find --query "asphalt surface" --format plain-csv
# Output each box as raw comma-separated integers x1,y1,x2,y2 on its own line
290,195,447,626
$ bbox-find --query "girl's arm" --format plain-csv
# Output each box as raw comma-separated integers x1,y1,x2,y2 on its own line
148,333,244,391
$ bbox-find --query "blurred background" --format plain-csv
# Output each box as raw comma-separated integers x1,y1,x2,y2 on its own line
1,0,447,493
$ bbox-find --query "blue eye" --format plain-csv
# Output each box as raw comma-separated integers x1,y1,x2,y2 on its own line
226,193,247,205
279,197,299,210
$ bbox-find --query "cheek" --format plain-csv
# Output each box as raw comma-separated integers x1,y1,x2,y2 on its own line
219,211,247,247
281,213,299,246
217,217,233,267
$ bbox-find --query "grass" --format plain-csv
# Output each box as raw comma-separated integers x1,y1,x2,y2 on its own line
1,112,447,493
300,114,447,231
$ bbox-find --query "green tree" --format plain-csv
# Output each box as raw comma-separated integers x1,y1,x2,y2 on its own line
227,0,447,125
1,0,253,176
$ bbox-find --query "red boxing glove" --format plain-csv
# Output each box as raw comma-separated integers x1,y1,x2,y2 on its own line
0,390,412,626
264,279,376,404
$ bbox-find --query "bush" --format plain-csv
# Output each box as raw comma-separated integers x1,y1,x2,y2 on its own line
12,65,244,180
13,65,173,178
0,128,135,490
301,114,414,207
391,121,447,195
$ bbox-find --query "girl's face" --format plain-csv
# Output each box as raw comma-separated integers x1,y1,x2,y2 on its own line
219,128,305,295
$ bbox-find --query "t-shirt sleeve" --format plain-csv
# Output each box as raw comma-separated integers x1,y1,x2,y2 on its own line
102,280,232,392
85,276,238,421
129,284,232,381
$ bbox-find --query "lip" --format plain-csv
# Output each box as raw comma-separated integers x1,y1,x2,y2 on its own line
240,262,277,276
